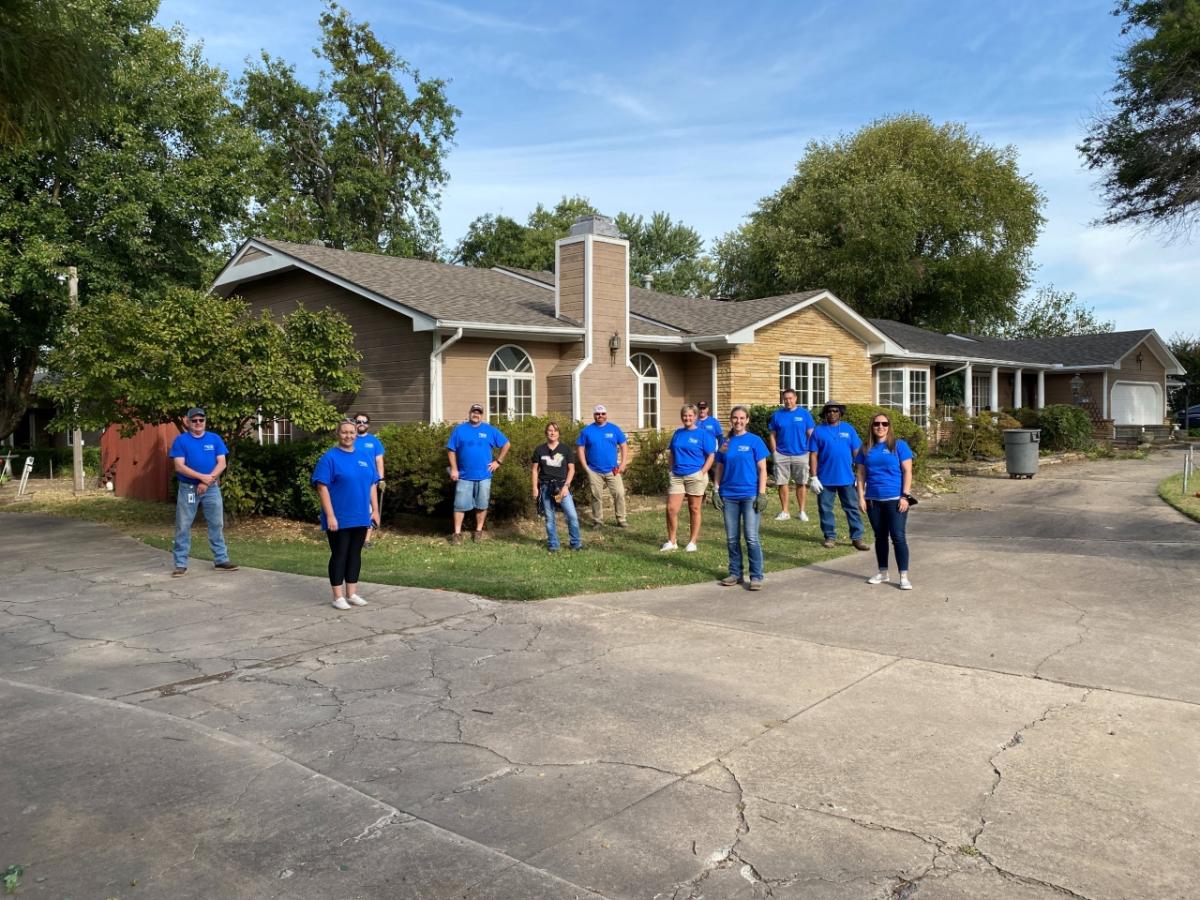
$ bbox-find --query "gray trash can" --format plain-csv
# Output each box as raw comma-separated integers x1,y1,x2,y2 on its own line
1003,429,1040,479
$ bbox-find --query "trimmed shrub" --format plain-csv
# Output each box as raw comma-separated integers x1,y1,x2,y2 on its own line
625,428,672,495
221,440,326,520
943,409,1020,460
1035,404,1093,451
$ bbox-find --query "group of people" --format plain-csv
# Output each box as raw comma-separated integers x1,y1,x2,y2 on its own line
168,395,915,609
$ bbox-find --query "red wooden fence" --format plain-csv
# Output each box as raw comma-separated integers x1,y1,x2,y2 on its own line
99,423,179,502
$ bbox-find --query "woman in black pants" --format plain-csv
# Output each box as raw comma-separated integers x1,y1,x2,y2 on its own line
312,419,380,609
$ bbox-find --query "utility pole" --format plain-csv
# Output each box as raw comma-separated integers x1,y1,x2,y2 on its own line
69,266,85,494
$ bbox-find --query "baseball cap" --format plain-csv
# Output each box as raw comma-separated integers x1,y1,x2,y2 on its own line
697,401,709,409
186,407,205,419
593,404,607,414
469,403,484,413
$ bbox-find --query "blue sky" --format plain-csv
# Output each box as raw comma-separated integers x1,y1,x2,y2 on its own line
158,0,1200,336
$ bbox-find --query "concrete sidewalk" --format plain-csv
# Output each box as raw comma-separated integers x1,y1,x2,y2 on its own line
1,449,1198,899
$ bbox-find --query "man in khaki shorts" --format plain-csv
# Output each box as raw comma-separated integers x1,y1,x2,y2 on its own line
768,388,816,521
662,404,717,552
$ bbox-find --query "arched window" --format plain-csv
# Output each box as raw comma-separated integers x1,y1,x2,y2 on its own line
631,353,659,429
488,346,534,421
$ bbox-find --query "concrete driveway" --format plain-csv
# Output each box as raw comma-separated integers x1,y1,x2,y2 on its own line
2,449,1198,899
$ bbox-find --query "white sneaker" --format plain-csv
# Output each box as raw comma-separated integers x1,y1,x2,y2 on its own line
774,511,791,521
899,576,913,591
867,572,889,585
347,594,367,606
332,596,351,610
799,510,809,522
661,541,678,552
685,542,697,552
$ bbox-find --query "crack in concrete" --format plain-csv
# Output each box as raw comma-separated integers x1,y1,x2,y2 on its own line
1032,597,1095,678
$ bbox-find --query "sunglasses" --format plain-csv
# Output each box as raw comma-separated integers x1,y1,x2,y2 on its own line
354,419,369,424
872,421,890,428
190,417,206,422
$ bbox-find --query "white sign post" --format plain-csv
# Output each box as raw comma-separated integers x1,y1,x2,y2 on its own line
16,456,35,497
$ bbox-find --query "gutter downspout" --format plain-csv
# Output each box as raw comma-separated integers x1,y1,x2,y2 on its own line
570,237,594,420
429,327,464,423
690,342,719,415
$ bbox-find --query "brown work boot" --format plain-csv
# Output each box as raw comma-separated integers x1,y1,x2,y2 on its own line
821,539,837,549
472,530,485,543
449,532,464,545
852,539,871,551
719,575,741,586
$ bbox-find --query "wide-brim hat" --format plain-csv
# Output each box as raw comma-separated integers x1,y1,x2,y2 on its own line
820,400,847,416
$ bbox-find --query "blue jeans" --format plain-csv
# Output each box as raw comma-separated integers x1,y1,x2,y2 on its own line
817,483,864,541
722,497,763,581
866,499,909,571
173,482,229,568
540,485,581,550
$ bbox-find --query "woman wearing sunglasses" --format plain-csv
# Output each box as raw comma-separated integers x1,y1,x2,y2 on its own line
854,414,914,590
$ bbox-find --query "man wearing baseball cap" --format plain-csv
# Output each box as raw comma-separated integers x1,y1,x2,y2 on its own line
576,404,629,527
446,403,510,544
168,406,238,577
696,400,723,442
808,400,869,551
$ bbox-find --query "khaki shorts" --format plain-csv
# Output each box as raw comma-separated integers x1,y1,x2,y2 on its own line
668,472,709,496
773,453,810,485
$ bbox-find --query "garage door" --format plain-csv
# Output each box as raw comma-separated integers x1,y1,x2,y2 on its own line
1110,382,1161,425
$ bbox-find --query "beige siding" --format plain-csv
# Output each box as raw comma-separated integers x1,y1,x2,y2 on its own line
581,241,639,424
684,355,715,409
723,306,873,408
1044,372,1104,408
235,270,430,423
441,339,567,420
1112,340,1166,385
557,242,585,323
651,352,691,429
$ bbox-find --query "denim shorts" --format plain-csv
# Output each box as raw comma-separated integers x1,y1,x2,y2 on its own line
454,477,492,511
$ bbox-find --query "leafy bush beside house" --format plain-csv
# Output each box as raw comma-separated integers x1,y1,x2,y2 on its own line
3,447,100,478
1033,404,1094,452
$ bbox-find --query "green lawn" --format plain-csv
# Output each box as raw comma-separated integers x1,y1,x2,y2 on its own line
2,480,856,600
1158,472,1200,524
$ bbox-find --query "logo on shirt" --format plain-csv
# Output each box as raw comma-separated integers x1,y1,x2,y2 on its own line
687,437,699,445
202,443,215,452
357,459,369,467
476,431,488,438
736,445,751,452
541,452,565,466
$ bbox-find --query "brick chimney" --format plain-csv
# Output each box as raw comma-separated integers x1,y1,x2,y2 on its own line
551,215,639,424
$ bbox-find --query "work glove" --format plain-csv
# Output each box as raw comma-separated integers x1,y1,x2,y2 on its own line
753,492,768,513
377,479,386,491
809,475,824,495
713,492,725,511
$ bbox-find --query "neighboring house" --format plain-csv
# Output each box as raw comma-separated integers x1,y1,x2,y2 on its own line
210,214,1184,436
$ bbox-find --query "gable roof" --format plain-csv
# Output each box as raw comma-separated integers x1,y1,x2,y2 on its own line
215,239,578,332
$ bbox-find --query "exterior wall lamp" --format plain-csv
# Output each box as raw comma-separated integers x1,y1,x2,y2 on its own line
609,333,621,352
1135,352,1144,370
1070,373,1085,402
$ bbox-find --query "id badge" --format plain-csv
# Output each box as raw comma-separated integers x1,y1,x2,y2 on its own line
187,491,196,505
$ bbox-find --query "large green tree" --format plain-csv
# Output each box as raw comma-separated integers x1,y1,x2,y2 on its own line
0,6,258,441
240,2,459,258
714,115,1045,331
1080,1,1200,232
988,286,1115,338
1168,331,1200,413
455,197,714,295
44,289,362,441
0,0,130,147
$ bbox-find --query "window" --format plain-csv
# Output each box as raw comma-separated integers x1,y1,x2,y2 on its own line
632,353,660,429
256,416,292,445
487,346,534,421
972,374,990,414
779,356,828,408
876,368,930,427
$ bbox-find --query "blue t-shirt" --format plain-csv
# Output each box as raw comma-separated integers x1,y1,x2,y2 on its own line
669,427,718,476
446,421,509,481
355,434,385,464
716,432,770,500
168,431,229,486
311,446,378,530
697,415,724,442
854,439,914,500
810,422,863,486
769,407,815,455
577,421,628,473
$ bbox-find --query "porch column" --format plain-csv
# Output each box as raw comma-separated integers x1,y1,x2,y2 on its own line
1013,368,1023,408
990,367,1000,411
963,363,973,414
1102,370,1109,419
1036,371,1045,409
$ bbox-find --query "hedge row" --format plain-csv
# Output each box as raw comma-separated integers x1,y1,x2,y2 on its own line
942,403,1094,460
3,446,101,478
221,407,931,523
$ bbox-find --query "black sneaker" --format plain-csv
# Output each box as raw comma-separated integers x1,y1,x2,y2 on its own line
213,561,239,571
171,567,187,578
